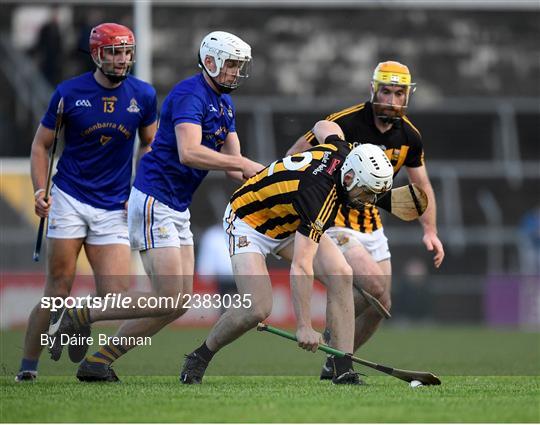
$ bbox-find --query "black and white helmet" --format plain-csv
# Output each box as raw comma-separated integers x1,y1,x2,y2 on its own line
341,144,393,196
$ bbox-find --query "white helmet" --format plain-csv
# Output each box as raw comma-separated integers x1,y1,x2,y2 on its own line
341,144,393,205
199,31,252,92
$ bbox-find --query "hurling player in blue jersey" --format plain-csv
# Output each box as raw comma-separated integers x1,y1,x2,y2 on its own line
16,23,157,382
48,31,264,382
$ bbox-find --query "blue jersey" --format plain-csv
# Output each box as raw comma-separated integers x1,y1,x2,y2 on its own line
134,74,237,212
42,72,157,210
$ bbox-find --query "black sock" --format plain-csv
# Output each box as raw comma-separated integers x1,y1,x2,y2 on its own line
194,341,215,362
323,328,331,344
332,356,353,376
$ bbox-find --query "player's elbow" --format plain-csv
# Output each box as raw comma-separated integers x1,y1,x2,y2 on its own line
30,140,41,157
178,149,195,167
313,120,343,143
30,140,49,165
31,133,49,154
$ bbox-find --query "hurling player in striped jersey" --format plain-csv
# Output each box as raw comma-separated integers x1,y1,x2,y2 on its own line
181,120,394,386
287,61,444,380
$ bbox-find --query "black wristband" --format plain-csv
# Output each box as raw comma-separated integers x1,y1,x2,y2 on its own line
324,134,344,145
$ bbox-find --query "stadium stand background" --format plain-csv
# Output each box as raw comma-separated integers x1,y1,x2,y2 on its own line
0,2,538,326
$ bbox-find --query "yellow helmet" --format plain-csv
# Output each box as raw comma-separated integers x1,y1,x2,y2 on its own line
371,61,416,123
372,61,415,90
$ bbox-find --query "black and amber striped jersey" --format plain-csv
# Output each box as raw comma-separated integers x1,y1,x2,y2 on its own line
230,139,351,243
303,101,424,233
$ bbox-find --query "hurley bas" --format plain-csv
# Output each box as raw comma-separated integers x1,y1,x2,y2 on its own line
41,333,152,347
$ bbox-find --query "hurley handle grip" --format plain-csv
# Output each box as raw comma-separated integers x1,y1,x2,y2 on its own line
256,323,348,358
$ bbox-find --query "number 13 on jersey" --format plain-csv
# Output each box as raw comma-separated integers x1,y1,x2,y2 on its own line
103,101,115,113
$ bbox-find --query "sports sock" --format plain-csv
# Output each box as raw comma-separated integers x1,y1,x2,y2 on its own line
68,305,91,327
86,343,127,365
20,358,38,372
322,328,331,344
193,341,215,362
332,355,353,376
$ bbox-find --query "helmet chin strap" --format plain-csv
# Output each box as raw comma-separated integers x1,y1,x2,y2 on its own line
203,69,236,94
347,197,373,209
376,114,401,124
346,184,378,208
99,67,128,84
213,79,234,94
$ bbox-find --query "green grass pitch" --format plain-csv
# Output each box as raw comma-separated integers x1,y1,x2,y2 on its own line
1,326,539,422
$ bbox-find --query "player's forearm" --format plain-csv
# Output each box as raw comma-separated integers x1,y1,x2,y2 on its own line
290,263,314,329
30,142,50,192
180,144,243,172
419,183,438,234
225,170,245,183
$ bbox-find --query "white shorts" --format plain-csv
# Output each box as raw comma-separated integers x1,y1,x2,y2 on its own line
325,227,391,262
47,185,129,246
128,187,194,251
223,204,293,258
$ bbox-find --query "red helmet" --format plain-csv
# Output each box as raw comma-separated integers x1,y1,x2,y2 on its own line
89,23,135,80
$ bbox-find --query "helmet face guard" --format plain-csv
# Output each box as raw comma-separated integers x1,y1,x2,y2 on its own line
370,61,416,123
90,23,136,83
341,144,394,208
200,54,251,92
346,183,380,208
94,44,135,79
199,31,252,93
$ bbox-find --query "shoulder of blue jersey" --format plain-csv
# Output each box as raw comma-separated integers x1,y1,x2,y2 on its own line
55,72,93,92
125,75,157,97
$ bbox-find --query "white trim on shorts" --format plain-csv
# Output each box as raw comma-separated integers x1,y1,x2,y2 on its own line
128,187,193,251
325,226,391,262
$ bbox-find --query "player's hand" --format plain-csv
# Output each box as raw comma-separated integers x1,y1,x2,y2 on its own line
296,326,323,353
423,232,445,268
241,157,265,180
124,200,129,217
34,191,52,218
